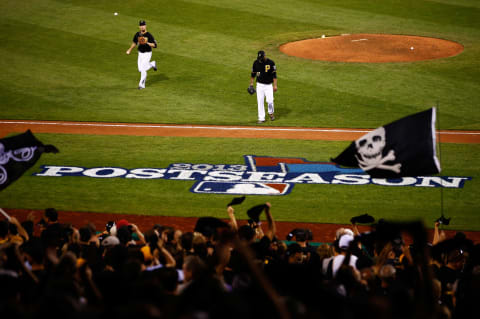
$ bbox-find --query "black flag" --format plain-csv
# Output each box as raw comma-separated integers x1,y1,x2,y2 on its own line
332,108,440,178
0,130,59,191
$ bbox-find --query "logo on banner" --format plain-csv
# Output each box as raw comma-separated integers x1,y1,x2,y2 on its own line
34,155,472,195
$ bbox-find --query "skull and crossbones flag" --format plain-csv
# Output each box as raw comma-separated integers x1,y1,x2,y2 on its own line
0,130,59,191
332,108,441,178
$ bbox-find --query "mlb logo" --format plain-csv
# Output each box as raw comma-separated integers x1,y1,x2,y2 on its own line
192,181,291,195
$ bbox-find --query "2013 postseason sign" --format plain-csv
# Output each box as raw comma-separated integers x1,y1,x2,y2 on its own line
34,155,471,196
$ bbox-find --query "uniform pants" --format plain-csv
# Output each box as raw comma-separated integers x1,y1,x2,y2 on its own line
256,83,274,121
137,51,156,88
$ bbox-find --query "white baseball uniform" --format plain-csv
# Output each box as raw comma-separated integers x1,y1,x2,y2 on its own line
256,83,274,122
133,30,157,89
138,52,156,89
251,54,277,122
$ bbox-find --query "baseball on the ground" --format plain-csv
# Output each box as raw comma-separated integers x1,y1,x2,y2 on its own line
410,46,414,50
114,12,118,16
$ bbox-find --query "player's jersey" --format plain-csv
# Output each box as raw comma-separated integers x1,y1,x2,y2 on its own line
251,58,277,84
133,32,157,53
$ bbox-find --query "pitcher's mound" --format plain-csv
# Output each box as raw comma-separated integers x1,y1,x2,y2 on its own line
279,34,463,62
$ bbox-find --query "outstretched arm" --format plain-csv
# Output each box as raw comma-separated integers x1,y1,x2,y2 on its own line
126,42,136,55
157,238,176,268
264,202,276,240
130,224,146,245
227,206,238,231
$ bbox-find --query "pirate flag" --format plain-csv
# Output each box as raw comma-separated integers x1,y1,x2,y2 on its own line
0,130,59,191
332,108,440,178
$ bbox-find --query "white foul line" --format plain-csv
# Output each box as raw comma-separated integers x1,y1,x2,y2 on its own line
1,120,479,136
0,120,371,133
351,39,368,42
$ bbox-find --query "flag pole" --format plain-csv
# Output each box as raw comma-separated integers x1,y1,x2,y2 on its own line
0,207,11,220
435,102,445,218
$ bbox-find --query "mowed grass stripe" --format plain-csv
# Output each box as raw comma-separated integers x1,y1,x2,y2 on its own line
0,0,479,129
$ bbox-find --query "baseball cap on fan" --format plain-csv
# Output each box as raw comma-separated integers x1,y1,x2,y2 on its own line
339,234,355,250
257,50,265,61
139,20,146,26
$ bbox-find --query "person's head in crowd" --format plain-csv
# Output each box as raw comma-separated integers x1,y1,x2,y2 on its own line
182,255,207,283
173,229,183,247
44,208,58,223
54,251,78,278
180,232,194,253
140,245,155,267
335,227,354,241
144,228,159,247
192,232,208,260
105,220,115,233
103,244,128,271
7,222,22,244
446,248,466,270
194,217,229,244
286,228,313,248
21,220,34,239
378,264,396,288
117,226,133,246
157,267,179,294
22,237,45,267
238,224,255,243
338,234,355,253
355,255,375,286
79,225,93,244
115,219,129,229
316,243,334,262
286,242,305,264
101,235,120,248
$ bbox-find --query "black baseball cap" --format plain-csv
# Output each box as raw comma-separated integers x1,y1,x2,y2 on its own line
247,204,267,224
139,20,146,26
257,50,265,60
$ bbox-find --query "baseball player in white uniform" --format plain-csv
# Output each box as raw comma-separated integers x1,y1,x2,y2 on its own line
126,20,157,89
250,50,277,123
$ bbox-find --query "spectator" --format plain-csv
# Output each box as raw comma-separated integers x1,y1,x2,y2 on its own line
322,233,358,279
2,210,480,319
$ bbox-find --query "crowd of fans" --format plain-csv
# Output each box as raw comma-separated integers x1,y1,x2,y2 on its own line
0,204,479,319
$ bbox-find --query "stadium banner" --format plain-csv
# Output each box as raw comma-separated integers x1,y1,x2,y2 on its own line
34,155,471,195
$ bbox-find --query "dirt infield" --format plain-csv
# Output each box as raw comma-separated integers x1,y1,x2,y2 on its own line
1,119,479,243
279,34,464,62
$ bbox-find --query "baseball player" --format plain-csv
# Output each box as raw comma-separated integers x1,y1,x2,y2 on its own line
249,50,277,123
126,20,157,90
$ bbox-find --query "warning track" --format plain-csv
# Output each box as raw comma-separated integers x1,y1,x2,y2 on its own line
1,120,479,143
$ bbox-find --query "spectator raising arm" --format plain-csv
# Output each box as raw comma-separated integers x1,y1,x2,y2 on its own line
130,223,146,245
264,202,276,240
227,205,238,231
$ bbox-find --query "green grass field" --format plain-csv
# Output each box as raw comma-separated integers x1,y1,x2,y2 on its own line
1,1,479,230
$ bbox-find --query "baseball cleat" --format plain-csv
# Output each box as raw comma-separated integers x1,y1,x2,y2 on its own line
152,62,157,71
269,114,275,121
138,86,145,90
257,120,265,124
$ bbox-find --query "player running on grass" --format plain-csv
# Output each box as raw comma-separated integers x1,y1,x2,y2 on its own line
249,50,277,123
126,20,158,90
